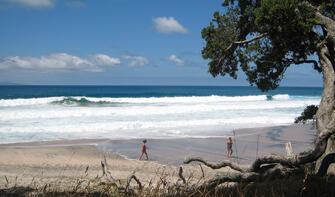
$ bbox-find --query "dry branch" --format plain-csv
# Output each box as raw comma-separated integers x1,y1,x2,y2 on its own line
100,155,140,194
178,166,186,185
126,173,142,190
101,156,117,184
183,157,245,172
199,164,205,179
197,164,302,191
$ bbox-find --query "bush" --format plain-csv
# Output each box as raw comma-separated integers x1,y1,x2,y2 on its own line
295,105,318,124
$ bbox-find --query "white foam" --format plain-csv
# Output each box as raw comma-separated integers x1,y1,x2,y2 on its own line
272,94,290,100
0,94,321,143
0,97,64,107
0,100,320,121
0,95,269,107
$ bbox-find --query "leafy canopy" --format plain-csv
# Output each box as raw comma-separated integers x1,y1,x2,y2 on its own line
294,104,319,123
202,0,334,91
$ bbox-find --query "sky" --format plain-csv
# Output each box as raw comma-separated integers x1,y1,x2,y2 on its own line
0,0,323,86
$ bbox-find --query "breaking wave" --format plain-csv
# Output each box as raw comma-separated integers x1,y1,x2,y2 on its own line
0,94,292,107
0,93,321,143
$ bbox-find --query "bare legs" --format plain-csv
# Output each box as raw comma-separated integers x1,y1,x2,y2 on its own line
227,149,232,159
139,151,149,160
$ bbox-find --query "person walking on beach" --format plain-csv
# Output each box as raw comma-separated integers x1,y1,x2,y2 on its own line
139,139,149,160
227,137,233,158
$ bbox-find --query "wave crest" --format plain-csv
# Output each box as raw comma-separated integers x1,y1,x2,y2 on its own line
51,97,120,106
267,94,290,101
0,94,310,107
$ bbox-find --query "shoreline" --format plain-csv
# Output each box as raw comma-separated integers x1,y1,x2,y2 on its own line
99,123,316,166
0,123,317,165
0,123,317,190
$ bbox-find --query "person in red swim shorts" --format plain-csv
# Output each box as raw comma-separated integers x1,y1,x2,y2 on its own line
139,139,149,160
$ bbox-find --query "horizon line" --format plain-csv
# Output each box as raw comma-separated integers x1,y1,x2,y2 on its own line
0,84,323,88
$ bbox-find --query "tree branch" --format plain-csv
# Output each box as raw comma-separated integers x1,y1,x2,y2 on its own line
197,164,303,191
288,59,321,72
233,33,268,45
216,33,268,67
287,59,318,66
126,173,142,191
183,157,246,172
178,166,187,185
101,155,142,195
316,153,335,176
101,155,118,184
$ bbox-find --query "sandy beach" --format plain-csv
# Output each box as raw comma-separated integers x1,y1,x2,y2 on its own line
99,122,316,165
0,123,317,191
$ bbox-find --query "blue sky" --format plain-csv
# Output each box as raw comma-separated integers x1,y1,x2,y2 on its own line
0,0,323,86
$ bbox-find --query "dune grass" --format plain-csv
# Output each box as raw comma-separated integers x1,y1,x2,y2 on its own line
2,169,335,197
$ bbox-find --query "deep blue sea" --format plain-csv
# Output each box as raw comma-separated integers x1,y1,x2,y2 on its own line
0,85,322,143
0,85,322,99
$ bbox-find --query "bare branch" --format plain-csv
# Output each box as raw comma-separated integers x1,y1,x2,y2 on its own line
101,155,117,183
284,59,321,71
178,166,186,185
197,164,303,191
199,164,205,179
126,173,142,190
234,33,268,45
200,171,258,191
290,59,318,65
250,155,297,172
183,157,245,172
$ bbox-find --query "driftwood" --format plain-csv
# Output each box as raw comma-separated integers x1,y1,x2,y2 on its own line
178,166,186,185
101,156,119,186
184,157,245,172
101,155,143,193
198,164,303,191
126,173,142,191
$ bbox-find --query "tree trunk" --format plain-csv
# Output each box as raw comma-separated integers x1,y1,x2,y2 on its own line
315,15,335,174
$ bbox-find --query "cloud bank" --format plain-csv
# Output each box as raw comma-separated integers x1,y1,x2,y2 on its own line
9,0,54,8
153,17,188,34
168,55,184,65
122,55,149,66
0,53,120,72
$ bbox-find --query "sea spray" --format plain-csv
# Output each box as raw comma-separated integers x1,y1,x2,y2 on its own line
0,86,322,143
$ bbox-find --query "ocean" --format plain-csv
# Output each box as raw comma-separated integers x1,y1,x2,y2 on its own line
0,85,322,144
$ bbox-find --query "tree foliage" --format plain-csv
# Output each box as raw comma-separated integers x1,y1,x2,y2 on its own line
295,104,319,123
202,0,334,91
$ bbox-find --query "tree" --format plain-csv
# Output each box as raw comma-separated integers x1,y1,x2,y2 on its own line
295,105,319,123
185,0,335,190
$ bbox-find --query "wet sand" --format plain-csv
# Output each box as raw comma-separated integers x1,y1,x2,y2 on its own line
99,123,316,165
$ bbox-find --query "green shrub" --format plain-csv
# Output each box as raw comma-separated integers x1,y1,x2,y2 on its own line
295,105,318,124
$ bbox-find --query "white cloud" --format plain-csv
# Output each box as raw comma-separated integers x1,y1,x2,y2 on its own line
122,55,149,66
168,55,184,65
0,53,120,72
10,0,54,8
91,54,121,66
153,17,188,34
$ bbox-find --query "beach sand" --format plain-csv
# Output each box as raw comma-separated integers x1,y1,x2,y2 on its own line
99,123,316,166
0,123,317,191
